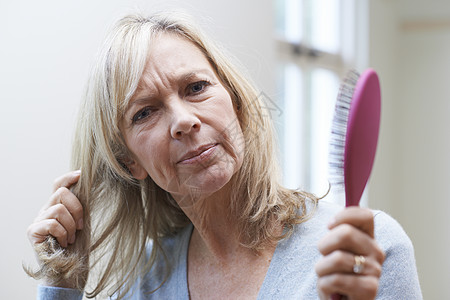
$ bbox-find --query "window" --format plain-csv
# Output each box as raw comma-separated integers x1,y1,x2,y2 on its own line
274,0,368,203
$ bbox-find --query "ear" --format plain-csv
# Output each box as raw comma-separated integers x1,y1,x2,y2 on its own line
122,158,148,180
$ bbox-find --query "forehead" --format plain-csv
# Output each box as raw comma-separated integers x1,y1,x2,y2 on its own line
128,33,215,102
145,33,212,78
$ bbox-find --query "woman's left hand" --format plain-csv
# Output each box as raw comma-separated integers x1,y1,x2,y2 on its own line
315,207,385,300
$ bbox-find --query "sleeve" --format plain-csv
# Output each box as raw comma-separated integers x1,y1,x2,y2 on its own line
373,211,423,300
37,286,83,300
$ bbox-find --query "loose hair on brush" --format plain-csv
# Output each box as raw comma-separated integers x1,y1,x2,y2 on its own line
25,11,318,299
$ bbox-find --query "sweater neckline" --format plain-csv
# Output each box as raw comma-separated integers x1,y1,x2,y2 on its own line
178,223,285,299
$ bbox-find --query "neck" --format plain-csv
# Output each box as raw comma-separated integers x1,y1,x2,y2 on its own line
176,181,240,260
174,181,282,263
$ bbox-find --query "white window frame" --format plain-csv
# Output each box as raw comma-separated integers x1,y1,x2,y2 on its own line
275,0,369,205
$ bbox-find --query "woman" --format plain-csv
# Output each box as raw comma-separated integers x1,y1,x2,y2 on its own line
26,12,422,299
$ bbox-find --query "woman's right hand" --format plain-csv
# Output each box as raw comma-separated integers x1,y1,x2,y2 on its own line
27,170,84,249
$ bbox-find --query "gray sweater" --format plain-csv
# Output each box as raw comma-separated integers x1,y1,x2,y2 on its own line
37,200,422,299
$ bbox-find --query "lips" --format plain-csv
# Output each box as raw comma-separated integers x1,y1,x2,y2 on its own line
177,143,218,164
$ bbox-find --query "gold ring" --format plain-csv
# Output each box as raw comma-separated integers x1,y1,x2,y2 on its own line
353,255,366,274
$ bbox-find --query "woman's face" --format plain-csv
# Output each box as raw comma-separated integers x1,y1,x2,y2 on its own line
121,33,245,202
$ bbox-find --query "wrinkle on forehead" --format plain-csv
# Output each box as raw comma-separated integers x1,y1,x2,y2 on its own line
133,68,217,104
127,33,218,106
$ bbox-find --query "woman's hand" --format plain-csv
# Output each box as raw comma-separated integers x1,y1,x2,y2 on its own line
27,170,84,249
315,207,385,300
26,170,89,289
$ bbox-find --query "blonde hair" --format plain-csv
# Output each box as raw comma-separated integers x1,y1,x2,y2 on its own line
27,12,318,299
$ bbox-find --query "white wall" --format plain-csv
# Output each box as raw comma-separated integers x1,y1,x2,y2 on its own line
0,1,275,298
369,1,450,298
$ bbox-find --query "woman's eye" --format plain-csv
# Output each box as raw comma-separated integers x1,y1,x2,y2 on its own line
132,107,153,123
188,80,210,95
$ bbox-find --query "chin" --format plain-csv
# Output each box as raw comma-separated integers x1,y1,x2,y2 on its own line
193,167,233,193
167,147,243,201
176,163,235,199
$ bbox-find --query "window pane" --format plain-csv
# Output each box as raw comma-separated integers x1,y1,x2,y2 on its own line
309,0,340,53
275,0,303,42
310,68,339,195
281,64,304,189
274,0,286,37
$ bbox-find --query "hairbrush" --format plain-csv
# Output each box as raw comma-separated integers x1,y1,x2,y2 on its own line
329,68,381,299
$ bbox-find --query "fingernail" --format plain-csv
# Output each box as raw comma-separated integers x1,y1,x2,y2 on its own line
77,218,84,230
74,170,81,175
69,234,76,244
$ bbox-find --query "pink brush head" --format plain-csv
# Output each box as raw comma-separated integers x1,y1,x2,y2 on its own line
344,69,381,206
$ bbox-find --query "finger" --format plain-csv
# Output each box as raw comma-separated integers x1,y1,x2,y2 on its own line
318,224,385,263
315,251,382,277
27,219,70,248
317,274,379,300
328,207,374,238
42,187,84,230
36,203,78,245
52,170,81,193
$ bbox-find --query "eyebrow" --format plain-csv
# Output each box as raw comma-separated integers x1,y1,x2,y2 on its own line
180,69,215,83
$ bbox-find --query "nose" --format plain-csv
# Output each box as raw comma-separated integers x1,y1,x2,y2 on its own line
169,101,201,139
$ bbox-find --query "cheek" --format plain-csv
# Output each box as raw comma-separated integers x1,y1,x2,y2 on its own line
217,116,245,170
231,121,245,168
129,130,174,181
207,95,245,165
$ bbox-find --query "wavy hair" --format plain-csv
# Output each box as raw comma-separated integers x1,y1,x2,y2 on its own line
27,12,318,299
